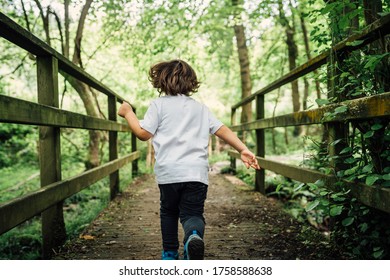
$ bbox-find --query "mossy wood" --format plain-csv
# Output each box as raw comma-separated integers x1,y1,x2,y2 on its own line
230,14,390,213
229,151,390,214
231,13,390,110
231,92,390,131
0,12,139,258
0,12,130,105
0,152,140,236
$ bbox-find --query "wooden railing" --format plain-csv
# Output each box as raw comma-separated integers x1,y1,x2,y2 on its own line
0,13,139,258
230,13,390,214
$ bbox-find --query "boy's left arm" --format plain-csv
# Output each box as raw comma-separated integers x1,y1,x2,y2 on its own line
118,102,153,141
214,125,260,170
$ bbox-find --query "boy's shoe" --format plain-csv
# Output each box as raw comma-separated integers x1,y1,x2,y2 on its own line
183,231,204,260
162,250,179,260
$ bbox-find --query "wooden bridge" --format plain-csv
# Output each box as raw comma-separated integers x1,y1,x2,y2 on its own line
0,12,389,260
53,171,339,260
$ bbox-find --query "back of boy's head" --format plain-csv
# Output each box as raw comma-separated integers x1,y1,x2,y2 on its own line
149,59,200,96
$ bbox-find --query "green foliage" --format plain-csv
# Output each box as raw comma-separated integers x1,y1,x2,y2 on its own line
0,124,37,168
0,220,42,260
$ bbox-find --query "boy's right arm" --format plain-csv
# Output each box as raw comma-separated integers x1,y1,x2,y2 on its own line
118,102,153,141
214,125,260,170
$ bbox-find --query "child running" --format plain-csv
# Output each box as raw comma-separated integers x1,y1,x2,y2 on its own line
118,59,260,260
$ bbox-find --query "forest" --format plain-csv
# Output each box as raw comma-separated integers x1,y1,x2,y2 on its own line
0,0,389,260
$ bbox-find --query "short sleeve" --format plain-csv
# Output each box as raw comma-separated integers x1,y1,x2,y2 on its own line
139,101,159,135
208,107,223,134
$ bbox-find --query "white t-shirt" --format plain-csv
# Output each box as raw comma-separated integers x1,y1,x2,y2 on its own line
140,94,223,185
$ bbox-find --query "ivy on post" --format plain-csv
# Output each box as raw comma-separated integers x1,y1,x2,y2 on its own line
325,30,351,174
37,56,66,259
131,107,138,177
256,94,265,194
108,95,119,200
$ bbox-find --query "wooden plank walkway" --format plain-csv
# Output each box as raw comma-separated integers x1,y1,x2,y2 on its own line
54,165,341,260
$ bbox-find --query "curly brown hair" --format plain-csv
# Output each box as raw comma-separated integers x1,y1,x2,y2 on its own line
148,59,200,96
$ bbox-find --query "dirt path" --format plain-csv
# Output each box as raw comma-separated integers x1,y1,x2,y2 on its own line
54,166,341,260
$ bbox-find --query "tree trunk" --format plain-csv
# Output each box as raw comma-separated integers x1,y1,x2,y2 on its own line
32,0,101,169
232,0,252,141
300,13,321,100
278,0,301,136
356,0,390,174
67,0,101,169
64,74,102,168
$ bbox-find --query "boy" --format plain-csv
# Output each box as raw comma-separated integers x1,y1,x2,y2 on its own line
118,59,260,260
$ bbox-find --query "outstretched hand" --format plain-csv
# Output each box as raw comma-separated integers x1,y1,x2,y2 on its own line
118,101,133,118
240,149,260,170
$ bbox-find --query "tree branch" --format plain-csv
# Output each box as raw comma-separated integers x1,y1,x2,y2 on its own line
20,0,31,32
49,10,65,55
72,0,93,66
33,0,51,45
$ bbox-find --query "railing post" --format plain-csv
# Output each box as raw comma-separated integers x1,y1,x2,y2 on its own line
108,96,119,199
230,108,237,171
132,108,138,177
326,52,349,173
37,56,66,259
256,95,266,194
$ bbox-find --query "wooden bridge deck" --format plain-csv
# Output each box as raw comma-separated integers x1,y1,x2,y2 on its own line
54,164,340,260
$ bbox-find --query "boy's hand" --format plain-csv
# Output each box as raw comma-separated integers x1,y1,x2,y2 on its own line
240,149,260,170
118,102,133,118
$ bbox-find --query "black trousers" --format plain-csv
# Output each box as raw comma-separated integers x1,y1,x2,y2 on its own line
158,181,208,251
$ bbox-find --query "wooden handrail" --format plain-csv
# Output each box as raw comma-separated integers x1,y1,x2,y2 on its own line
0,95,131,131
229,151,390,214
231,92,390,131
232,13,390,110
0,152,140,235
229,13,390,214
0,12,139,258
0,12,130,105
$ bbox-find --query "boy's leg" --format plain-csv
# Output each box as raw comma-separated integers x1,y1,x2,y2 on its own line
159,183,182,252
179,182,208,259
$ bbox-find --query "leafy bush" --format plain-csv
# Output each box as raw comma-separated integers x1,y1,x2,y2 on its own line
0,124,37,168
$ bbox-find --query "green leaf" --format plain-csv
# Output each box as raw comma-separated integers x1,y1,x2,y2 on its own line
340,147,352,154
359,223,368,233
276,184,283,192
305,200,320,212
320,191,329,196
342,217,354,226
371,123,383,131
294,183,305,192
330,205,343,216
346,40,364,47
307,183,317,190
366,175,380,186
373,249,384,259
315,98,330,106
382,173,390,180
314,179,325,187
363,130,374,139
344,168,356,176
344,157,358,164
381,180,390,187
378,12,390,17
330,139,343,146
362,163,373,173
334,105,348,114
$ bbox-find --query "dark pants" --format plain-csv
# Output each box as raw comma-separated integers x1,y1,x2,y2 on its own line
158,181,208,251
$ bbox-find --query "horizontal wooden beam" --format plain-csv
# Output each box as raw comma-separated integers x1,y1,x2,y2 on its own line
231,92,390,131
0,95,131,132
0,12,127,104
229,151,390,214
0,152,140,235
232,13,390,110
